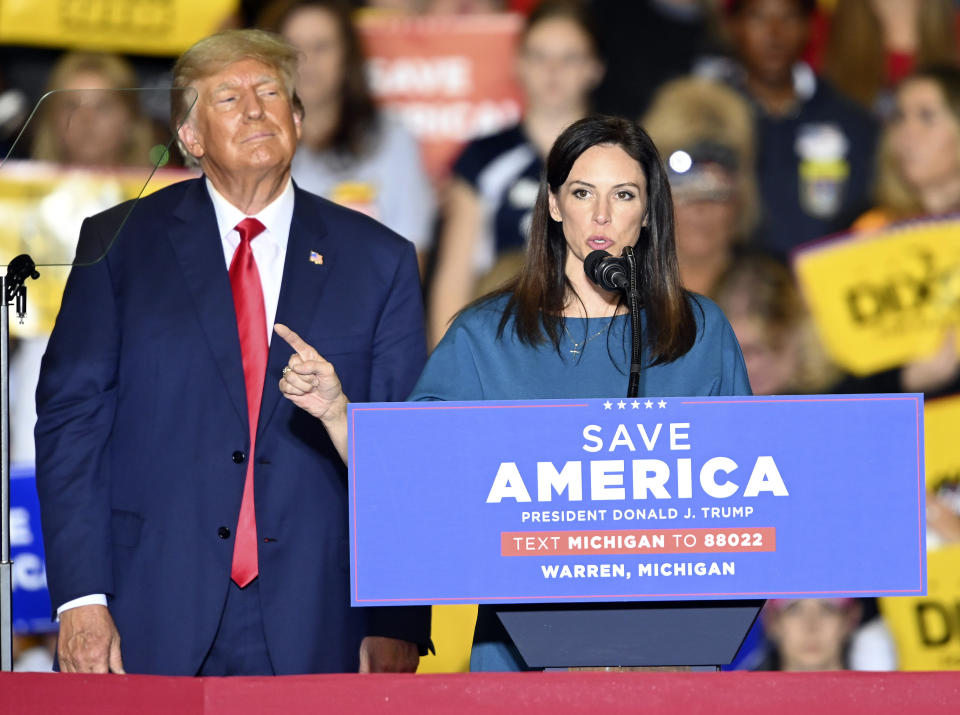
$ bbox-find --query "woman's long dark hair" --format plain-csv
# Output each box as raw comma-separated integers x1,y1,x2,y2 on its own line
495,115,697,366
258,0,378,159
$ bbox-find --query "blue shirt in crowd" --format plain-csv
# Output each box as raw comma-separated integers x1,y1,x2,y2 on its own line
452,124,542,274
695,60,879,256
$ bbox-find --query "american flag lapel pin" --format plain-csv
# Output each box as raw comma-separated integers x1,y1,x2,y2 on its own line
309,250,324,265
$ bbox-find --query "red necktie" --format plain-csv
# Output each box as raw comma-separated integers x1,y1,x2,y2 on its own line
229,217,268,588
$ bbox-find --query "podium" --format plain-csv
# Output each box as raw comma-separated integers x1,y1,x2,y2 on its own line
347,395,925,669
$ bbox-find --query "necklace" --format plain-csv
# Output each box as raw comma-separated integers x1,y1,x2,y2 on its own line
564,321,611,355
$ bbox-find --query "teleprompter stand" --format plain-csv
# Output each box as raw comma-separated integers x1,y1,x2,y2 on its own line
494,246,763,670
1,255,39,671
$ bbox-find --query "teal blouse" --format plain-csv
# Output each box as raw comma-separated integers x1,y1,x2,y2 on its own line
410,293,751,402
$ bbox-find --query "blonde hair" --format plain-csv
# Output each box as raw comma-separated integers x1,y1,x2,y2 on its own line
874,66,960,219
171,28,300,136
642,77,759,240
31,51,153,166
824,0,957,110
873,126,924,219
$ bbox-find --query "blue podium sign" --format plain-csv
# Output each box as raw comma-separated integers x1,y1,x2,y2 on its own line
348,395,925,606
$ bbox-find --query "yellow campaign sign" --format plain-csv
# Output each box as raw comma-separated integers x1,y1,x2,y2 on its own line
0,0,236,56
417,604,476,674
793,217,960,375
879,396,960,670
880,547,960,670
924,396,960,495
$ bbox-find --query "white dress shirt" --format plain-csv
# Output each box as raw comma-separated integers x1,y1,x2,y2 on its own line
57,178,296,617
207,177,294,346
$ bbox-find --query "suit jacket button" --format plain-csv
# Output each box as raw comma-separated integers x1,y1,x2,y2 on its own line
232,451,246,464
218,527,231,539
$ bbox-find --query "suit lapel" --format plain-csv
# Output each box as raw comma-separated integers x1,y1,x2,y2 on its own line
257,187,339,438
168,179,249,433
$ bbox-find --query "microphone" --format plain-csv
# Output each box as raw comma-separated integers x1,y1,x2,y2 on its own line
584,250,629,292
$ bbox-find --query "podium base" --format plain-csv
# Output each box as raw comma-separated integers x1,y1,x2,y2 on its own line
496,600,764,669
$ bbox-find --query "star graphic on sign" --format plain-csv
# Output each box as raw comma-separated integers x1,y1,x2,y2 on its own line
644,400,653,408
631,400,640,409
603,400,613,409
617,400,626,409
658,399,667,408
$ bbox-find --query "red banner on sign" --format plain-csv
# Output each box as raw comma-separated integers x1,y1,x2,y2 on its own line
501,528,778,556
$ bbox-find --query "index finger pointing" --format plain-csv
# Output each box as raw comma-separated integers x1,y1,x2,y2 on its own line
274,323,317,360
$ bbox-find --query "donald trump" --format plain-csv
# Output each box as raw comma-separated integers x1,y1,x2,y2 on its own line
35,29,429,676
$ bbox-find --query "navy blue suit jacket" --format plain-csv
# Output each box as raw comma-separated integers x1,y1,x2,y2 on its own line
35,178,429,675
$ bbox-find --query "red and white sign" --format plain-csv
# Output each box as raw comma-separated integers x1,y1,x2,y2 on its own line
360,12,525,182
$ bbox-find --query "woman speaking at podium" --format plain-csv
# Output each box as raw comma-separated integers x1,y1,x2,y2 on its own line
278,115,751,671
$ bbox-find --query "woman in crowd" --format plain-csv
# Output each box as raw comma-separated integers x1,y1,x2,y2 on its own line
259,0,435,257
759,596,898,672
277,115,751,670
31,51,154,167
846,65,960,398
759,599,862,671
428,0,604,345
859,65,960,229
822,0,957,116
840,64,960,564
713,253,836,396
642,78,758,298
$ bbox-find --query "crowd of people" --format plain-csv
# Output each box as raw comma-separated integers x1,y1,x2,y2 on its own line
4,0,960,674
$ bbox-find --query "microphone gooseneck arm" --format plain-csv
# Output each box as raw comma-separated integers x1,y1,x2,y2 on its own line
622,246,642,399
